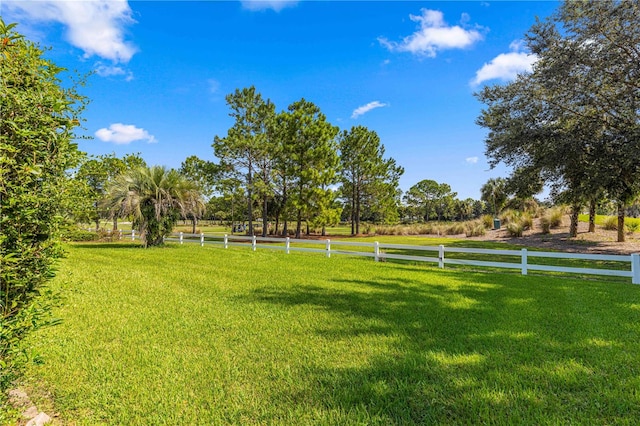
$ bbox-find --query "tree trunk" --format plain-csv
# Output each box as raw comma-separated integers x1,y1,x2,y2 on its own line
321,226,326,237
355,197,361,235
94,217,100,232
191,216,197,234
618,202,625,242
247,162,254,237
350,185,356,236
569,205,579,238
262,196,268,237
230,200,234,235
295,210,302,239
306,221,310,236
589,199,596,233
112,217,118,231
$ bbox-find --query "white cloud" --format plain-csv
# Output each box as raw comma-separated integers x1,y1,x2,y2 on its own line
208,79,221,94
95,63,134,81
4,0,137,63
466,156,479,164
95,123,156,145
379,9,483,57
240,1,298,12
471,40,538,86
351,101,387,119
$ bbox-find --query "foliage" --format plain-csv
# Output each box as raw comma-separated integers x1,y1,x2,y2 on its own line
540,216,551,234
476,1,640,242
625,222,640,234
339,126,403,235
213,86,275,237
603,216,618,231
58,225,99,242
403,179,457,222
103,166,203,247
75,153,146,230
481,215,494,230
464,222,486,237
506,221,524,237
0,19,85,394
480,178,508,217
548,208,564,228
281,99,340,238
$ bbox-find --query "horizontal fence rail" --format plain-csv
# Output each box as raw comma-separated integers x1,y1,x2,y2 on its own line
116,230,640,284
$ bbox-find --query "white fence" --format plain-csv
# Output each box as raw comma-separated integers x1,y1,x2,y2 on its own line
119,230,640,284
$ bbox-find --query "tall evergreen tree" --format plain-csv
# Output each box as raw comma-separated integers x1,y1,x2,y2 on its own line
339,126,403,235
213,86,275,236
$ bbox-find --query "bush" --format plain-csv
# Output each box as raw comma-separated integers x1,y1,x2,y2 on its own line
481,215,494,229
548,209,564,228
626,222,640,234
603,216,618,230
506,221,524,237
500,209,517,225
521,213,534,230
59,225,99,242
465,222,486,237
0,19,85,399
540,216,551,234
445,223,465,235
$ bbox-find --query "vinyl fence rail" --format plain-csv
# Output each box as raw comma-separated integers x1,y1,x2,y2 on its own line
118,230,640,285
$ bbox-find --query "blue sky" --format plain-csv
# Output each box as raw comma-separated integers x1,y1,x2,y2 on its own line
3,1,560,200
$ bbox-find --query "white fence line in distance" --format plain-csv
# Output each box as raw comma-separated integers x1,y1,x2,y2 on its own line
116,230,640,285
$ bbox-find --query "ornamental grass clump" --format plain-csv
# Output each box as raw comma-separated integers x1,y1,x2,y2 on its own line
465,222,486,237
603,216,618,230
481,215,494,229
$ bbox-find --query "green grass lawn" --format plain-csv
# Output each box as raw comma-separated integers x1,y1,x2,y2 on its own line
578,213,640,227
21,243,640,424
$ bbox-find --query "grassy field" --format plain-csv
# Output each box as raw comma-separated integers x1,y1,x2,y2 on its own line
20,243,640,425
578,214,640,227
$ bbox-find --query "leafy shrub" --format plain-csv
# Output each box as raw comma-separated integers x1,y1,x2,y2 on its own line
59,225,98,242
626,222,639,234
1,19,85,399
603,216,618,230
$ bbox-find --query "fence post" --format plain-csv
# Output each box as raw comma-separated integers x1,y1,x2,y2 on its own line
119,229,122,240
131,230,135,241
632,253,640,284
252,235,257,251
374,241,380,262
521,248,528,276
439,245,445,269
286,237,290,254
326,239,331,258
224,234,228,249
200,233,204,247
179,232,183,245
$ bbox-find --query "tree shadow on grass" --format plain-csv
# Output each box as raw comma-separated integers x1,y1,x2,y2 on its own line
243,270,640,423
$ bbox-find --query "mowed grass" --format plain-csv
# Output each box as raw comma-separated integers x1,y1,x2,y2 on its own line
22,243,640,424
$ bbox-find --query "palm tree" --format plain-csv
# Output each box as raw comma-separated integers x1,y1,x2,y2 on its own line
104,165,204,247
480,177,508,218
